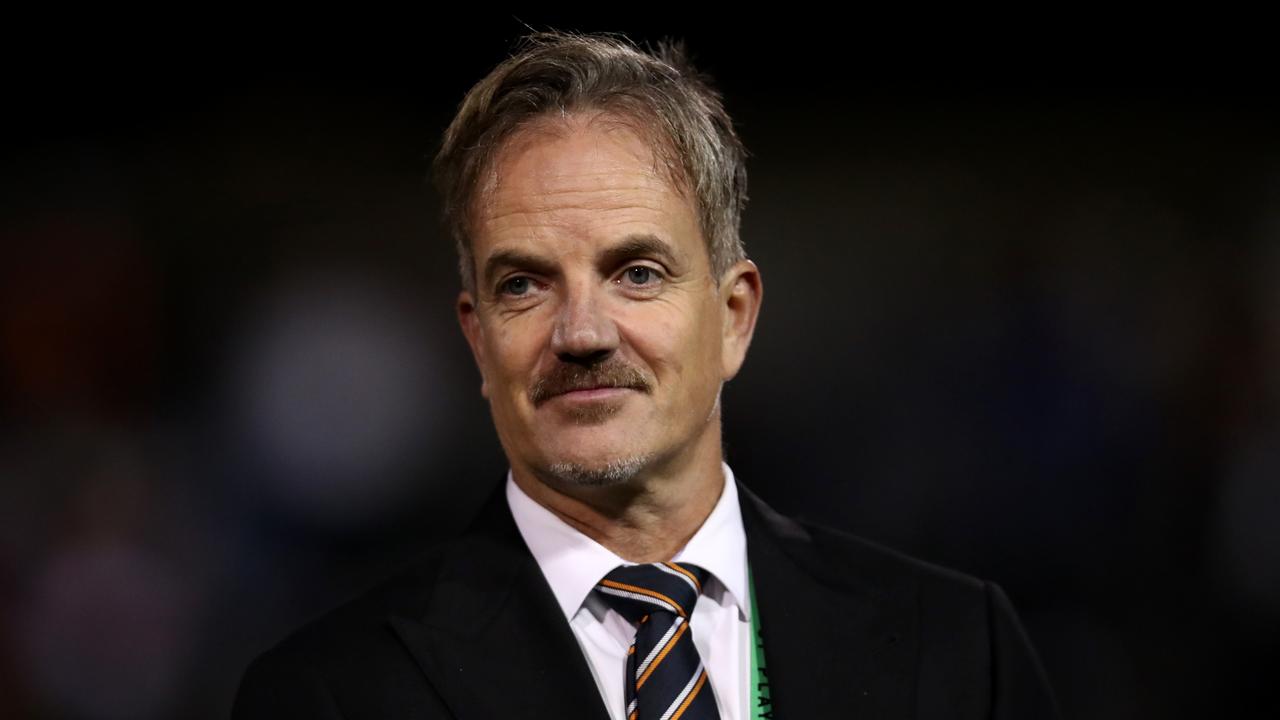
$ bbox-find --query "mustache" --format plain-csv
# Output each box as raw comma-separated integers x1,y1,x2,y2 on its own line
528,361,652,406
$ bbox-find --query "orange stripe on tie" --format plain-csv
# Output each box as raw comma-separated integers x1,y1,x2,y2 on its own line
599,580,686,617
636,620,690,689
664,562,702,592
668,670,709,720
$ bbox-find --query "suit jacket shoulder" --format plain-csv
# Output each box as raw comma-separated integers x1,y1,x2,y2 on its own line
233,484,609,720
738,483,1060,719
232,530,459,719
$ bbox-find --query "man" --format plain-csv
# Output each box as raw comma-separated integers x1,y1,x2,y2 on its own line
234,32,1059,719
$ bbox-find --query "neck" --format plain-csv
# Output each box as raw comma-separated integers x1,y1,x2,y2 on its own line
511,441,726,563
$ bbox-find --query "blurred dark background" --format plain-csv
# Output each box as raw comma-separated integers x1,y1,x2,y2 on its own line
3,14,1278,718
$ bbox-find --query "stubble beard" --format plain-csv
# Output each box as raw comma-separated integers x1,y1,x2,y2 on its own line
545,452,654,488
527,359,658,487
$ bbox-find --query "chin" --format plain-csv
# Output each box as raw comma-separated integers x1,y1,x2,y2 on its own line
543,452,653,488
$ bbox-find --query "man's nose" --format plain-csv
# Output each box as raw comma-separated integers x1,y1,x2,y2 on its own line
550,283,619,365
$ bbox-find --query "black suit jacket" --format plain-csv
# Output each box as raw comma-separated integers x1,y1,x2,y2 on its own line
233,482,1059,719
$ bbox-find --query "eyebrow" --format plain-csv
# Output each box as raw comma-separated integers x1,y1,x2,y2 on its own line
481,234,685,290
481,250,559,290
597,234,683,272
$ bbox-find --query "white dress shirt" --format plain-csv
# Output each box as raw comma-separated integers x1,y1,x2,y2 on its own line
506,463,752,720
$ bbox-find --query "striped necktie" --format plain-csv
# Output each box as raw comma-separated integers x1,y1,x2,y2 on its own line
594,562,719,720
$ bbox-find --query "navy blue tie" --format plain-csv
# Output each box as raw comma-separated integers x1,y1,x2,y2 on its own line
595,563,719,720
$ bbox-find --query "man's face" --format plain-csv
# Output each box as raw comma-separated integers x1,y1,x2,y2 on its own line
457,115,756,487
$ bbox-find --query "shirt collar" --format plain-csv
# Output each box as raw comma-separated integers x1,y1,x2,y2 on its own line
506,463,751,623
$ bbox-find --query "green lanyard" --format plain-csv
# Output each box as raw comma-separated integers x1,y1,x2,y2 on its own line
748,570,773,719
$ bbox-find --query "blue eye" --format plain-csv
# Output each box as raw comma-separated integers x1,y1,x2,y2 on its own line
501,277,530,295
625,266,655,285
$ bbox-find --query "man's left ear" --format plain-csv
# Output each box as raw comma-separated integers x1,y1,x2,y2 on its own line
719,259,763,381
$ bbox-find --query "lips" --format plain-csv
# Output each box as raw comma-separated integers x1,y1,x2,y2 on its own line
553,385,634,399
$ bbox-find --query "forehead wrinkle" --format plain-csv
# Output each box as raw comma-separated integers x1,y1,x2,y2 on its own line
511,165,672,202
485,190,675,227
473,116,704,279
482,115,679,204
483,166,682,232
467,109,696,245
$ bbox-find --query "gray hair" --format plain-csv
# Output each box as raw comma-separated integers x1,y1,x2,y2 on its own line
433,31,749,292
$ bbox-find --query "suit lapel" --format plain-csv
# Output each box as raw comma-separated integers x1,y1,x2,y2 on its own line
384,479,918,719
740,484,918,719
388,488,610,720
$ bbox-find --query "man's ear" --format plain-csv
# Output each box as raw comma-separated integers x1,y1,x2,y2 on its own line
456,290,490,398
719,259,763,381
